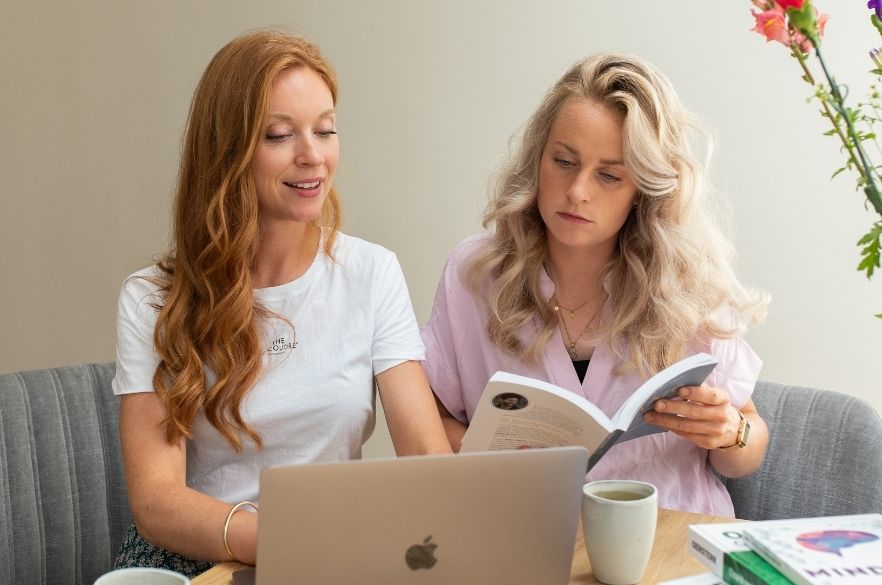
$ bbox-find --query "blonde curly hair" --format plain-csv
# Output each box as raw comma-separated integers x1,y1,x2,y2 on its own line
465,53,768,376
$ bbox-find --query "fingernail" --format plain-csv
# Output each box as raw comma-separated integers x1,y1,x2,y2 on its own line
656,400,666,412
680,387,690,398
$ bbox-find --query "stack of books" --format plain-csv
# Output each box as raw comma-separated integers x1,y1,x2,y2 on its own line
682,513,882,585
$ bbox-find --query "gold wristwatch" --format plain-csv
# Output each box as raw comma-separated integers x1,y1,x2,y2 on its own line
718,409,750,450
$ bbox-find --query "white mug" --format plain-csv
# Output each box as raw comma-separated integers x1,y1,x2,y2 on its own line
582,480,658,585
93,567,191,585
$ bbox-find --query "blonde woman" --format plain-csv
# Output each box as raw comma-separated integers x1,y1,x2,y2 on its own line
422,54,769,516
112,30,450,576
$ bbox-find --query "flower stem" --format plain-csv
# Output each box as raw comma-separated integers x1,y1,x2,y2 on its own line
811,41,882,217
793,48,864,175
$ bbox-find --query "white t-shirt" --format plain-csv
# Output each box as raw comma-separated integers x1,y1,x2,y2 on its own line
112,232,424,503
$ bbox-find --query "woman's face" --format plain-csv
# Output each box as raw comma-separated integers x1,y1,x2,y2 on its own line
536,97,637,260
252,67,339,230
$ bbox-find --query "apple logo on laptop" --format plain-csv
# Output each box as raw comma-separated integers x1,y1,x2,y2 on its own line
405,535,438,570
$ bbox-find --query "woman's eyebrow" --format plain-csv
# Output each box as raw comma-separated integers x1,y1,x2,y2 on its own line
553,141,623,165
267,109,336,122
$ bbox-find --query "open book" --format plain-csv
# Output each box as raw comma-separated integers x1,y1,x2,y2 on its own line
459,352,718,470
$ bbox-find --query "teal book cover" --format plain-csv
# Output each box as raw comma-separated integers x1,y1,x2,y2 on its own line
723,550,793,585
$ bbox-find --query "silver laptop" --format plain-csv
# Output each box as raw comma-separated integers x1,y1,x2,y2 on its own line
248,446,589,585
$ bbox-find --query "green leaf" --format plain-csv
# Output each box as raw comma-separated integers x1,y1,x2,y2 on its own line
858,257,879,278
856,224,882,279
858,231,877,246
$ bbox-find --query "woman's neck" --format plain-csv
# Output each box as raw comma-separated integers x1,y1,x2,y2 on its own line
252,221,321,288
544,241,610,303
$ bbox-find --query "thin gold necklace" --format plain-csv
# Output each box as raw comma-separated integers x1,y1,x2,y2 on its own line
550,295,592,319
552,294,604,360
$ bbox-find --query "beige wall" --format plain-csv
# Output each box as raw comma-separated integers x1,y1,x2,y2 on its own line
2,1,879,458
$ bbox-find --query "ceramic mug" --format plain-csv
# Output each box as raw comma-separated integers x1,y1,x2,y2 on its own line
93,567,191,585
582,480,658,585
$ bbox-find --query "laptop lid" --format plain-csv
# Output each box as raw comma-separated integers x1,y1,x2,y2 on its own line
254,446,589,585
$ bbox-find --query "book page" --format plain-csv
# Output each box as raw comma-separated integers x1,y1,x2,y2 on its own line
460,372,615,453
613,353,718,442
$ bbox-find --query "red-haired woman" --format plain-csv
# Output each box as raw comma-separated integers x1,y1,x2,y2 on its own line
112,29,450,576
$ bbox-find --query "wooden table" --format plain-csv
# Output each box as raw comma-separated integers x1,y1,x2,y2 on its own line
192,508,727,585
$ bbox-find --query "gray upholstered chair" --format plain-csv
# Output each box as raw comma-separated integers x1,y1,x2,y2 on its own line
722,380,882,520
0,363,131,585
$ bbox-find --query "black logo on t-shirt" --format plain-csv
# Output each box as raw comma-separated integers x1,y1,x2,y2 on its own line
266,334,297,356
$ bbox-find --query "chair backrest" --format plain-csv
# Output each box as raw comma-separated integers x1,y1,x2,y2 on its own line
722,380,882,520
0,363,131,585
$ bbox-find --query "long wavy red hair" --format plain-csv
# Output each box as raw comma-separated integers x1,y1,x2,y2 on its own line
151,29,342,450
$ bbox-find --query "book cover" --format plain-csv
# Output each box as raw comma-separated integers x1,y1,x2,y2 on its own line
724,550,794,585
459,352,717,470
742,514,882,585
688,521,794,583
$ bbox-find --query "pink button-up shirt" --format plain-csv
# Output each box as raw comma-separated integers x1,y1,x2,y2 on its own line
422,235,762,516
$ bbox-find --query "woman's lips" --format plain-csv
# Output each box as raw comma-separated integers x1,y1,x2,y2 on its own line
557,211,590,224
282,178,323,198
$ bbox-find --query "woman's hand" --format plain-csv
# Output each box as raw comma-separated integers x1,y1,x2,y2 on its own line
643,385,768,478
644,385,739,449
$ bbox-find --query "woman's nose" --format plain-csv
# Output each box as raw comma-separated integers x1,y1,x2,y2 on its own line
295,138,324,166
566,172,592,204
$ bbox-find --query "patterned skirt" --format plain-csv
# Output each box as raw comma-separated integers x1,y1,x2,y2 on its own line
114,523,215,579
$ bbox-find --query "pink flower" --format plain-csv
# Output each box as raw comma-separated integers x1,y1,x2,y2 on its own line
751,8,791,45
817,12,829,37
750,4,828,51
775,0,805,9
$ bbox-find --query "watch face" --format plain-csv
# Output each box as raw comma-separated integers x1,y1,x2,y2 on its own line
739,417,751,447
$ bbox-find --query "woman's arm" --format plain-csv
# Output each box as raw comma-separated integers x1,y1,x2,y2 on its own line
643,386,768,478
119,392,258,564
375,361,453,456
434,394,467,453
707,398,768,478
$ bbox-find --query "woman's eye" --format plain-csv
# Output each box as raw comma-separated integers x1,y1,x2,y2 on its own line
599,172,623,183
265,133,291,142
316,129,337,138
553,158,575,168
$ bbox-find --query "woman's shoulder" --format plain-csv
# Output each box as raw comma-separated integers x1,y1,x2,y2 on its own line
330,232,399,271
332,231,394,258
444,232,494,269
432,232,497,303
118,265,166,309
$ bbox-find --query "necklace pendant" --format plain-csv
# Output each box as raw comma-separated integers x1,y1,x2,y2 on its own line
568,310,575,319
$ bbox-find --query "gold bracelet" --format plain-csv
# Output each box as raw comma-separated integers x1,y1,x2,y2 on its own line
223,500,259,561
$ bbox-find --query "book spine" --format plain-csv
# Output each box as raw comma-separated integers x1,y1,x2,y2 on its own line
723,551,794,585
687,528,726,576
586,429,624,471
741,532,809,585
